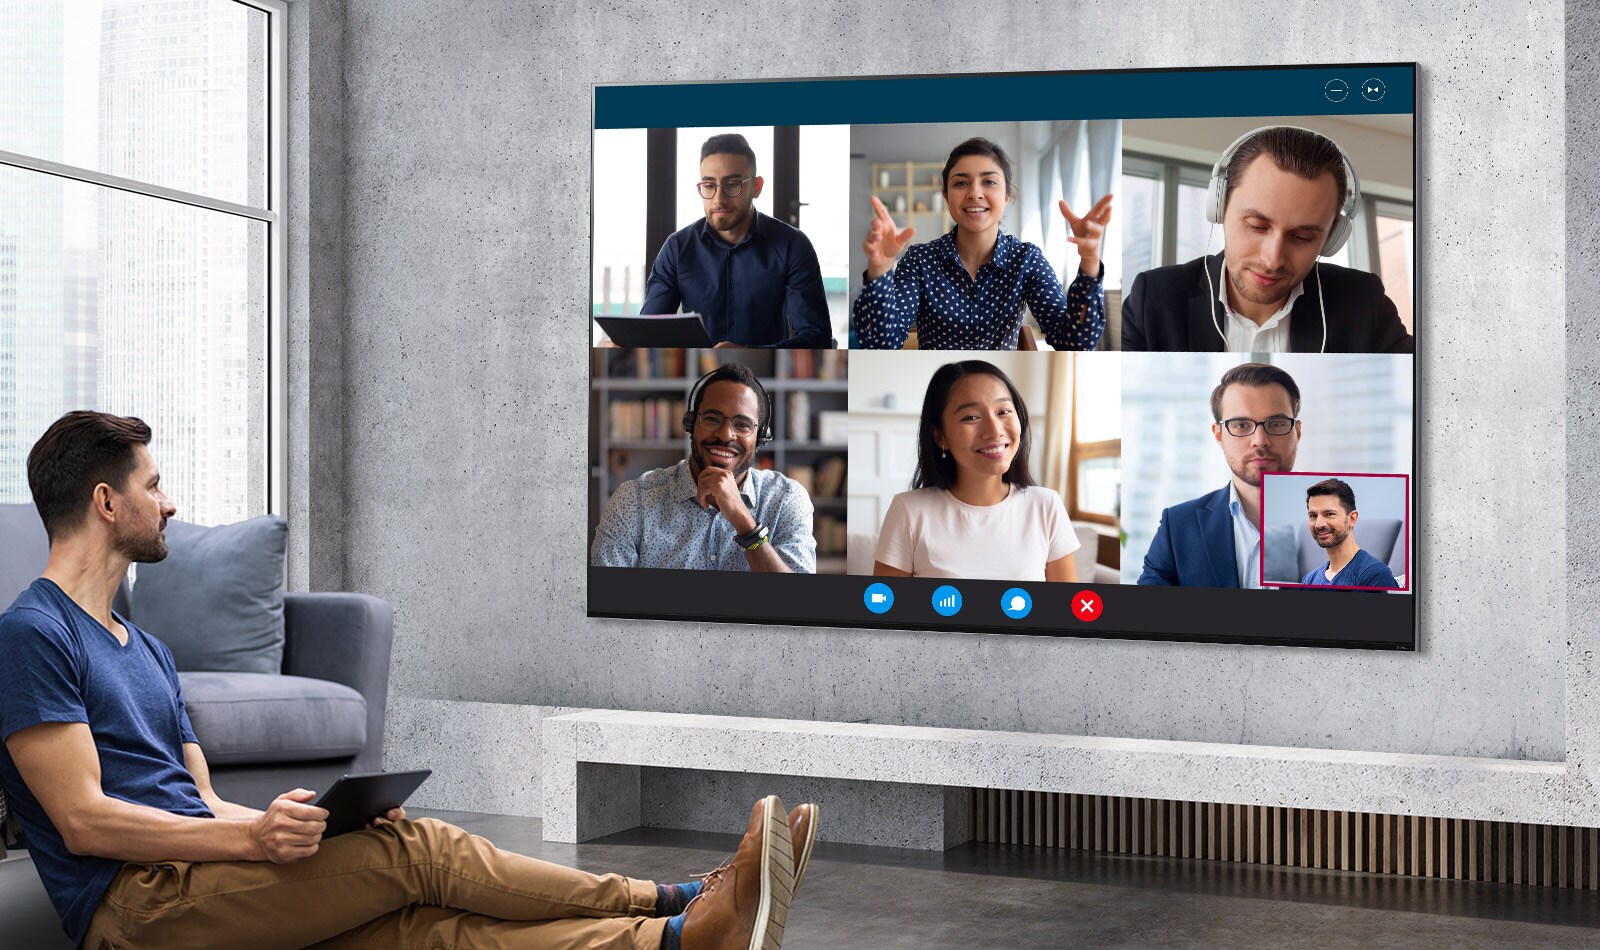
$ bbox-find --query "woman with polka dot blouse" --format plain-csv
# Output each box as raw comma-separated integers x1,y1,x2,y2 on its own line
851,137,1113,350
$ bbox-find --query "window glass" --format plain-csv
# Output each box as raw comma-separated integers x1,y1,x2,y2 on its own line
0,166,264,524
1,0,268,206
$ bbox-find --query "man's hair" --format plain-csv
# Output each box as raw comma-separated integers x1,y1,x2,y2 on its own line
941,137,1018,199
27,410,153,541
1306,478,1357,514
700,133,758,174
913,360,1035,492
692,362,768,429
1209,363,1302,421
1224,127,1349,214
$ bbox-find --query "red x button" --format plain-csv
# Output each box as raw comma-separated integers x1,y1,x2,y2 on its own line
1072,590,1103,622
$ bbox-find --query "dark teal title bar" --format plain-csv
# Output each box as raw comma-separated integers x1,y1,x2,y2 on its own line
594,64,1414,129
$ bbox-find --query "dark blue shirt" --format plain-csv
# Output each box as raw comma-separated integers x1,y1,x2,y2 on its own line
641,211,831,348
850,230,1106,350
0,579,211,946
1301,547,1399,588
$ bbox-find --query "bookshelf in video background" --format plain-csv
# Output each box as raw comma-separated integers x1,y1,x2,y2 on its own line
871,161,956,237
590,348,850,574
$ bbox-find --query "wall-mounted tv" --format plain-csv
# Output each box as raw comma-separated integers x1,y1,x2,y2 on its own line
588,63,1417,650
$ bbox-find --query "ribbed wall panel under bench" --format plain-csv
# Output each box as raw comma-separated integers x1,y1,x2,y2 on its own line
969,790,1600,889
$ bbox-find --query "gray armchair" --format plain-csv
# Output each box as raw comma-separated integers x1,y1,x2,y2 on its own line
1262,517,1406,585
0,503,394,843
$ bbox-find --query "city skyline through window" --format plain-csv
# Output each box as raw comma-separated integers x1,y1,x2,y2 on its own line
0,0,274,526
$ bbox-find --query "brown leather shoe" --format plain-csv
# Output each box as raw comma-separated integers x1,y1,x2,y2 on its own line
681,795,795,950
788,804,818,895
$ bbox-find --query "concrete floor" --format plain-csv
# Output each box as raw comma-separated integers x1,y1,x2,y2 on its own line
4,809,1600,948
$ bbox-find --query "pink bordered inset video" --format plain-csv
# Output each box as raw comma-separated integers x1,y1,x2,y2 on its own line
1258,472,1410,592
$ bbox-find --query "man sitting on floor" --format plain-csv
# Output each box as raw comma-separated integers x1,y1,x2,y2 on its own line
0,410,819,949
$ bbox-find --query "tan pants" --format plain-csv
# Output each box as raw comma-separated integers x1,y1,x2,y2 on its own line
80,817,668,950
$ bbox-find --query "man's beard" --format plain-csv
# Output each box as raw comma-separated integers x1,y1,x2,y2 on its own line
693,441,752,479
115,524,168,563
1227,255,1298,309
1313,525,1350,549
1227,453,1278,488
707,203,753,234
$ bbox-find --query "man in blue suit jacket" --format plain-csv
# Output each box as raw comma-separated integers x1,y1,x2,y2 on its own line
1139,363,1303,588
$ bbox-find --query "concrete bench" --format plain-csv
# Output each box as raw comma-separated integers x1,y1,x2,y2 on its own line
540,710,1562,850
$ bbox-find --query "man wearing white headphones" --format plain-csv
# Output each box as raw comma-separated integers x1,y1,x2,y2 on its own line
590,362,817,572
1121,126,1414,353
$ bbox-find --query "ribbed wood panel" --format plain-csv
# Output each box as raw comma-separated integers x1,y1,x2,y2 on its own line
968,790,1600,889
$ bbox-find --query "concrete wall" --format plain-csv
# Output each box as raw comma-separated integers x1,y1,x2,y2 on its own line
298,0,1578,798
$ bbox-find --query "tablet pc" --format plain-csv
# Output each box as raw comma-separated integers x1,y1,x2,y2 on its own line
595,313,713,348
313,769,432,838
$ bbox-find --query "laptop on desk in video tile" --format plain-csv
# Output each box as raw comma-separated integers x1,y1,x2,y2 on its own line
595,313,713,348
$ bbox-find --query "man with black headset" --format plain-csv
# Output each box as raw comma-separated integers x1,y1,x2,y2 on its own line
1121,126,1414,354
590,362,817,572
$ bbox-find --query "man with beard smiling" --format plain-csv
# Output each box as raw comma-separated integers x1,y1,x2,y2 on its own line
639,133,831,349
591,363,816,572
1139,363,1302,588
1121,126,1413,354
1299,478,1399,588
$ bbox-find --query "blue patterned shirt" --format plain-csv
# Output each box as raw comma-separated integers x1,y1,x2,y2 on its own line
590,459,816,572
850,230,1106,350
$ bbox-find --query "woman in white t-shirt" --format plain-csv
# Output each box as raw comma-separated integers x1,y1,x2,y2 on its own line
873,360,1079,581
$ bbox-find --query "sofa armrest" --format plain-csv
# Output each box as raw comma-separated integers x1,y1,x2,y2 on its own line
281,592,394,772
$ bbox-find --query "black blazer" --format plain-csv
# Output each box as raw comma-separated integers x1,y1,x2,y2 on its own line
1121,254,1415,353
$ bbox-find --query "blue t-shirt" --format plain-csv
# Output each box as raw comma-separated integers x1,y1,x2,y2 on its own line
1301,547,1399,588
0,578,211,946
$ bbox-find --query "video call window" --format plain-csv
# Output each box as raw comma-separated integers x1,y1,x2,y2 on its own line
1120,115,1415,354
590,63,1418,649
591,125,852,346
1259,472,1410,591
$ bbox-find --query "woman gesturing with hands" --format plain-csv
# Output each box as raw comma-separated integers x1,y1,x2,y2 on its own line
863,195,917,281
851,137,1112,350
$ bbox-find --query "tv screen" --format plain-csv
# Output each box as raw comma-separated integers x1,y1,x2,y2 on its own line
589,63,1416,649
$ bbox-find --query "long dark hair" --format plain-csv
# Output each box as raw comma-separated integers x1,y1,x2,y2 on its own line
912,361,1034,491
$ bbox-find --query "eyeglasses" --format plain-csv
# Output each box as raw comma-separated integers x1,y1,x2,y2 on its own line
1219,416,1297,437
696,176,756,199
694,411,757,437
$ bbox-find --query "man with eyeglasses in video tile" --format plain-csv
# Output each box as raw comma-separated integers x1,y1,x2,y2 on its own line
1139,363,1302,588
638,133,832,349
590,363,816,572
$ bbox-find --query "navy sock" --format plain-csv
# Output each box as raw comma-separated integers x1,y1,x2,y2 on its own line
662,912,686,950
655,880,702,917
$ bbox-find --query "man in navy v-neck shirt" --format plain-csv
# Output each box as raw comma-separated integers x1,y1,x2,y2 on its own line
1,411,809,949
640,133,831,348
1300,477,1400,589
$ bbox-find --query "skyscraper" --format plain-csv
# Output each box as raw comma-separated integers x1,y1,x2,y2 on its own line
1,0,260,525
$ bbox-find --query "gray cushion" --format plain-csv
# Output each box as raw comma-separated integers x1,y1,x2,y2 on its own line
0,503,131,615
179,672,367,765
1262,521,1301,583
132,515,288,673
0,504,52,612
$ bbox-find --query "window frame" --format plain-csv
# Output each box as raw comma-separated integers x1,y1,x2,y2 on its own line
1066,354,1121,527
0,0,287,516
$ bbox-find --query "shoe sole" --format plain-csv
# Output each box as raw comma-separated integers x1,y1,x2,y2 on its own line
752,794,796,950
793,805,818,894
